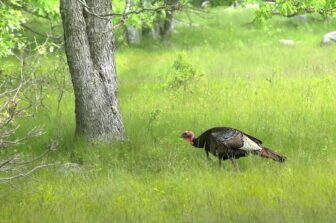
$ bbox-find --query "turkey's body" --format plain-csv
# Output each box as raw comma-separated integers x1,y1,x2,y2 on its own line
191,127,286,167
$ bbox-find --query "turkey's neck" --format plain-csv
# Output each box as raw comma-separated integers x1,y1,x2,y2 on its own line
191,137,202,148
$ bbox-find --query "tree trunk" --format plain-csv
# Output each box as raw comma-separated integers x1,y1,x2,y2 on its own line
162,8,175,36
124,25,141,44
60,0,125,141
156,0,176,38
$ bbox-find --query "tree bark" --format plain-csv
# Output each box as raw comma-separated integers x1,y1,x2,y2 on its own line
156,0,176,37
162,0,176,37
60,0,125,141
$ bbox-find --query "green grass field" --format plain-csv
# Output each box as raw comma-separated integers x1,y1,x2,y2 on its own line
1,7,336,223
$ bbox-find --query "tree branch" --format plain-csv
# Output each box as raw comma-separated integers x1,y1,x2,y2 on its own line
272,7,336,18
77,0,111,20
0,164,56,182
112,5,181,29
112,0,133,29
107,4,181,17
77,0,181,20
121,0,132,23
15,141,59,166
21,24,62,40
0,156,17,169
3,1,51,20
0,127,44,150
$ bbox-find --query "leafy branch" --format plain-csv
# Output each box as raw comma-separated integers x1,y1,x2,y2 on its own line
254,1,336,24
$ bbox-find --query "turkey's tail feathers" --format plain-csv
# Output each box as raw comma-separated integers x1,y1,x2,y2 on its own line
258,147,287,162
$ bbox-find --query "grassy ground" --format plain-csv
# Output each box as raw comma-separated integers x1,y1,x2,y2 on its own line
1,7,336,223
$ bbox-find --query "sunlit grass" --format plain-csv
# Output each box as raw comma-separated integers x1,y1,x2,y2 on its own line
1,7,336,223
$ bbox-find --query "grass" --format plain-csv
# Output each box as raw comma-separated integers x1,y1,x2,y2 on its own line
1,7,336,223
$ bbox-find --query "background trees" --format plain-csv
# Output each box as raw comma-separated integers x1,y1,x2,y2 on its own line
1,0,335,147
1,0,335,142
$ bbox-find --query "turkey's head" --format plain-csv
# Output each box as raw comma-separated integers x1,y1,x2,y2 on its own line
181,130,195,144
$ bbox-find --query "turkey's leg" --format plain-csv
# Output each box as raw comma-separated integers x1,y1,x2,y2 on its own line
230,159,240,173
205,150,210,160
218,155,223,167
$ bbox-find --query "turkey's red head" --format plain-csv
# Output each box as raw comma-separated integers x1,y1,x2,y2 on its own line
181,130,195,144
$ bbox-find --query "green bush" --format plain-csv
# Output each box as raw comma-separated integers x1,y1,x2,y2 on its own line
190,0,234,7
210,0,235,7
189,0,205,7
165,52,203,92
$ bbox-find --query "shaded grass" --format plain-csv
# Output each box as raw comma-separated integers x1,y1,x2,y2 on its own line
1,7,336,223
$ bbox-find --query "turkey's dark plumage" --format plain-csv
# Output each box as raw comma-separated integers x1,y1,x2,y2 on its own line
181,127,286,170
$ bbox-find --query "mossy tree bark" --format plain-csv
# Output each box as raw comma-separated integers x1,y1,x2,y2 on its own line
60,0,125,141
162,0,176,36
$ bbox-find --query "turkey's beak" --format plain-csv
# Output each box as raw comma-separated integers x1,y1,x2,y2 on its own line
180,133,187,138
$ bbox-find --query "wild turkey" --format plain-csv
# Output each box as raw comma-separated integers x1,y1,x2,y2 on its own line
181,127,286,171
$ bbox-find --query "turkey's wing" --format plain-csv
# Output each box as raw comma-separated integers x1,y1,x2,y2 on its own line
211,129,244,150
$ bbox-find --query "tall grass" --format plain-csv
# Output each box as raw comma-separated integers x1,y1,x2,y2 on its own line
1,7,336,223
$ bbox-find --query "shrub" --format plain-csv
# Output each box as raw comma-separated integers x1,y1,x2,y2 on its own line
210,0,235,7
165,52,203,92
